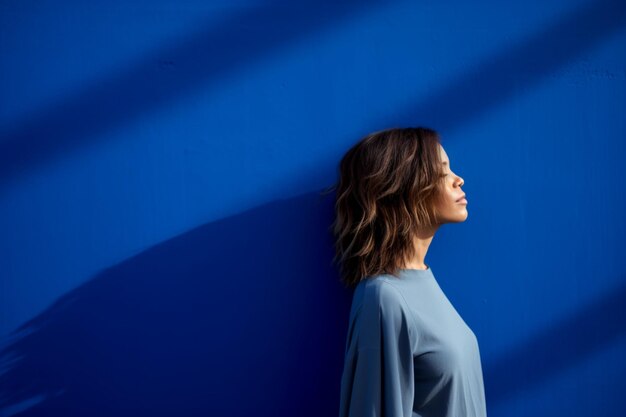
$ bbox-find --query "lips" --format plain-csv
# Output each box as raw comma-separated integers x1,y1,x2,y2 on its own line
456,194,466,202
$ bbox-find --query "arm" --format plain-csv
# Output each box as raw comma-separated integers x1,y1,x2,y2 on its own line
339,281,416,417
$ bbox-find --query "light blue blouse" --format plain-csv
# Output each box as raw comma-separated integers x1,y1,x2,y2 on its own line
338,266,487,417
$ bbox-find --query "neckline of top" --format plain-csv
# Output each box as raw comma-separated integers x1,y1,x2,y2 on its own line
397,265,433,276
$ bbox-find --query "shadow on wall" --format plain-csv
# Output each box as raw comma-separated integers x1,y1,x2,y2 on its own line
484,279,626,406
0,0,383,188
0,190,352,417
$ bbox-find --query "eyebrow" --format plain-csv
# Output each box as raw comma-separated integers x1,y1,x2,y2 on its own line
441,161,448,165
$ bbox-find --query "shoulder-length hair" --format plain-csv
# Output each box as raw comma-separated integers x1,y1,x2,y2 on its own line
322,127,446,289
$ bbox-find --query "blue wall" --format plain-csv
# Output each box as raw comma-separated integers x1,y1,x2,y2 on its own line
1,0,625,416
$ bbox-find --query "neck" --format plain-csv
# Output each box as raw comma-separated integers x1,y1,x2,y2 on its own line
401,225,438,269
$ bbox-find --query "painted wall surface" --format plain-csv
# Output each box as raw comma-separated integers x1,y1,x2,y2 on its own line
1,0,625,416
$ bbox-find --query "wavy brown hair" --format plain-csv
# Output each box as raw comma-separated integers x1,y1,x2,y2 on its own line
322,127,447,289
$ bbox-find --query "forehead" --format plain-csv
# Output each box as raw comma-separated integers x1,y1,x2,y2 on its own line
438,144,450,162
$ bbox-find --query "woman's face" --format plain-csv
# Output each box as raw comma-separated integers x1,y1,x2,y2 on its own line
433,144,468,224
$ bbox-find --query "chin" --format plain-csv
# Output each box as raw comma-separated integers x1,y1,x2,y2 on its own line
441,215,468,224
454,211,469,223
437,208,468,224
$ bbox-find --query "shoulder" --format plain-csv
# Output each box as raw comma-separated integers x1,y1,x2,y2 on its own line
354,276,412,321
360,276,405,304
350,276,419,349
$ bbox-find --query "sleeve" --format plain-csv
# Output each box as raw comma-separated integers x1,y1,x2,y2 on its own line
338,282,416,417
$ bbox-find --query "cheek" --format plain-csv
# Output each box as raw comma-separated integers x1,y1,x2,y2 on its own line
436,192,455,211
434,185,457,209
443,189,457,204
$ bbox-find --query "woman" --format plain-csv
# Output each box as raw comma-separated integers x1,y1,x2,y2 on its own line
329,127,487,417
